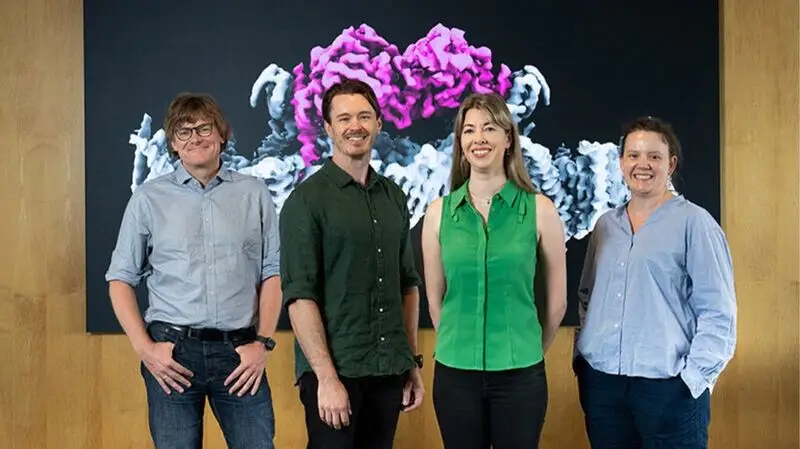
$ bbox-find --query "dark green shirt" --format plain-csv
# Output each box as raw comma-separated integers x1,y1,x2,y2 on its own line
279,160,421,380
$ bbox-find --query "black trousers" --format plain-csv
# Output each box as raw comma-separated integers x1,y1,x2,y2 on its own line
433,360,548,449
298,371,407,449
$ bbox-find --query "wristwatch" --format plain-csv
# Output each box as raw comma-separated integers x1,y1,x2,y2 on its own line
255,335,276,351
413,354,424,369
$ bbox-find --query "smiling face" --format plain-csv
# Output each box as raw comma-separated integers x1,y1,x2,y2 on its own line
163,93,229,172
620,130,677,198
323,93,382,160
170,117,224,170
460,107,510,174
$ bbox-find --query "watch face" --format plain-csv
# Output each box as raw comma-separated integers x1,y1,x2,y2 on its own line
258,336,276,351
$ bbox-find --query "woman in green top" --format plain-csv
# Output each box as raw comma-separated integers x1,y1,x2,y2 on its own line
421,93,568,449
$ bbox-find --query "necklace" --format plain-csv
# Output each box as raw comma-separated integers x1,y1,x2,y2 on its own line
468,184,503,206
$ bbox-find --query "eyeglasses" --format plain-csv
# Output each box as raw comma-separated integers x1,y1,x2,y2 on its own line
175,123,214,141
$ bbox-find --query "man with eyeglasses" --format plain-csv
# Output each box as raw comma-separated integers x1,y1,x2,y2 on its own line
105,92,281,448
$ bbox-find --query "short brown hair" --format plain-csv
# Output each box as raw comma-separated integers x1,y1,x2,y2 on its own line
163,92,230,154
450,93,536,194
321,79,382,125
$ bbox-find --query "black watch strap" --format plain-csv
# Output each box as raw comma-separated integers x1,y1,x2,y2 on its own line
255,335,276,351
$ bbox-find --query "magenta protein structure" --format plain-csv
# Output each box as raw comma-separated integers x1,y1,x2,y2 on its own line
292,23,513,164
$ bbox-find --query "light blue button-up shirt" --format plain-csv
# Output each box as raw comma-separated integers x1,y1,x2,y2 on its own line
575,195,736,398
106,163,280,331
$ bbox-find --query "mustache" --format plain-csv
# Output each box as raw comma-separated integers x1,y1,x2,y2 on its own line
344,129,368,138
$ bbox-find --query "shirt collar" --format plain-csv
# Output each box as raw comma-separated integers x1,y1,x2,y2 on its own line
175,162,193,184
614,194,686,222
449,179,521,216
497,180,521,205
175,160,232,185
321,158,377,188
217,165,233,182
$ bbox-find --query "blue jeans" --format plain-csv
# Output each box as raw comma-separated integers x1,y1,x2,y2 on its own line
142,322,275,449
575,356,710,449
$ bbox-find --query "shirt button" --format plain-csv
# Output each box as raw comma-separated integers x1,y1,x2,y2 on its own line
380,337,385,342
373,219,378,224
614,323,619,328
617,292,622,297
619,262,625,267
379,308,384,312
377,248,382,253
378,278,383,283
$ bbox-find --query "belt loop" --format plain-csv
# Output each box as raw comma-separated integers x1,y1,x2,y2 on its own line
173,330,184,347
169,324,186,343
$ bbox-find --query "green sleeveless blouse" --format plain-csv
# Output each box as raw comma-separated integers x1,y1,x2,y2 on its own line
435,180,544,371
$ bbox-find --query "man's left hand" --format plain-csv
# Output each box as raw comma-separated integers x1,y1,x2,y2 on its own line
401,367,425,412
224,341,267,397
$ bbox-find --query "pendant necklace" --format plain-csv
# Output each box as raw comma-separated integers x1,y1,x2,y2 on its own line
468,185,502,206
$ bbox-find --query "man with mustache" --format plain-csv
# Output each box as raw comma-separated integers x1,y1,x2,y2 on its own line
279,79,425,449
106,93,281,448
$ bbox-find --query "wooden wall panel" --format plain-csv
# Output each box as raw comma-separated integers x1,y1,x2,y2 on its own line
719,1,799,448
0,0,796,447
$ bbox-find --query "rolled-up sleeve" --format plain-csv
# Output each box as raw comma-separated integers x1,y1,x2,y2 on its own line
680,211,737,398
105,191,151,286
260,186,281,280
398,192,422,292
279,192,321,308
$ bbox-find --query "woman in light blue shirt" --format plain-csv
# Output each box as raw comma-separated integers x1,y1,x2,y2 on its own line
574,116,736,449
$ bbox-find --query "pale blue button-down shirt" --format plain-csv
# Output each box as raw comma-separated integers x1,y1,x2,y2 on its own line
106,163,280,331
575,195,736,398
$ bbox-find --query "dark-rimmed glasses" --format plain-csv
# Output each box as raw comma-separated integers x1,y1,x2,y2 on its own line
175,123,214,141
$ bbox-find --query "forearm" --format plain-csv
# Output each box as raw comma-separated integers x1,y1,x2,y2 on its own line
108,280,152,355
287,300,337,380
541,303,566,353
428,301,441,331
534,268,567,353
402,286,420,353
256,276,282,337
535,267,567,353
426,288,443,331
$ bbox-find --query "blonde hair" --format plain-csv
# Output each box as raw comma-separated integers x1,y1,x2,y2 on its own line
450,93,536,193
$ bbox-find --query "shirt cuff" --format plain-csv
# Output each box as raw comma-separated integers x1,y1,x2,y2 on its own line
105,270,140,287
401,276,423,291
282,285,320,309
680,365,709,399
261,267,280,282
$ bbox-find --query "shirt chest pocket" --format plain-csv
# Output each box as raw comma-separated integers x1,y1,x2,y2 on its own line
212,208,262,274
